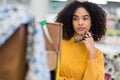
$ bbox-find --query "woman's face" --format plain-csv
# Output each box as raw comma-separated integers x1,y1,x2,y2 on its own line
72,7,91,35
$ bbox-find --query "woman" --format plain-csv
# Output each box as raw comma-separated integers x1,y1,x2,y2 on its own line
56,1,106,80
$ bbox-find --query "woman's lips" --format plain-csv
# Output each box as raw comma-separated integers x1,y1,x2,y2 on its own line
76,27,85,31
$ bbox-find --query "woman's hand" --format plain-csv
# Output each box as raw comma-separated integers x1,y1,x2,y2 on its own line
82,31,96,60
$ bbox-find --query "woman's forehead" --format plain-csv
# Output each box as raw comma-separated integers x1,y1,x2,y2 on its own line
73,7,90,17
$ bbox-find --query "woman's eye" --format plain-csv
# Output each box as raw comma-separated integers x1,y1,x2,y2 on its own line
73,17,78,21
83,17,89,20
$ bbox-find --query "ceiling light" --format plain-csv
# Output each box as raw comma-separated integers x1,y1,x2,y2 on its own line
88,0,107,4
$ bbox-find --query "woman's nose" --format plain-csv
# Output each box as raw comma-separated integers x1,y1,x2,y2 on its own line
78,19,83,26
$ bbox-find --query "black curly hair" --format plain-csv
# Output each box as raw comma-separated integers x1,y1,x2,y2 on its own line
55,1,107,41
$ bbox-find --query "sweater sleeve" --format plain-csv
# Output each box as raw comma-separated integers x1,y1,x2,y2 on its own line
82,49,104,80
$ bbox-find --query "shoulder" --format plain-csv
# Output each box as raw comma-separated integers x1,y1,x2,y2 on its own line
62,38,73,45
95,48,104,60
96,48,103,56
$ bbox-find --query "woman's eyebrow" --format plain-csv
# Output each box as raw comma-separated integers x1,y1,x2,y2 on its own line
73,14,90,17
83,15,90,17
73,15,78,17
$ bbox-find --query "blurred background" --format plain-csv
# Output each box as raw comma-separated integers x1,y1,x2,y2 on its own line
0,0,120,79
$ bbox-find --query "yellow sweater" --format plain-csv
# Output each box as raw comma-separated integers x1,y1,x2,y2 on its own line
57,38,104,80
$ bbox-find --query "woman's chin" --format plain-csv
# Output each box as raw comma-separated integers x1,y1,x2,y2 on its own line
76,32,85,36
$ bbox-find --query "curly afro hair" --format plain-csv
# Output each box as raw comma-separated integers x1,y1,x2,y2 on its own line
55,1,107,41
